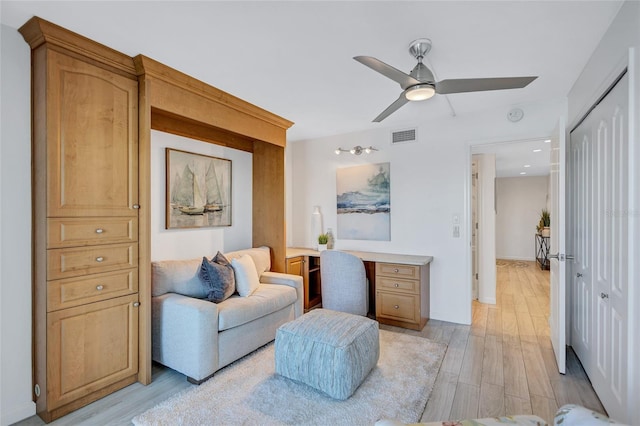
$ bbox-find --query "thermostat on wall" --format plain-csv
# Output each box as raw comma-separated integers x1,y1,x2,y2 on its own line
507,108,524,122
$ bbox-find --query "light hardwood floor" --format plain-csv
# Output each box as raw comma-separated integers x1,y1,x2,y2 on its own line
16,260,602,425
404,259,604,424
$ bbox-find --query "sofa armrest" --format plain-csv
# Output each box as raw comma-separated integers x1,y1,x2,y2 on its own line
152,293,220,381
260,271,304,318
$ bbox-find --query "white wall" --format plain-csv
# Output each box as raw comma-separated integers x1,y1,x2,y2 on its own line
566,1,640,422
477,154,496,305
496,176,549,261
289,98,564,324
150,131,253,261
0,24,35,425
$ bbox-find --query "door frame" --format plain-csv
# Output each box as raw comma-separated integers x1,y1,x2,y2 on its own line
465,137,556,319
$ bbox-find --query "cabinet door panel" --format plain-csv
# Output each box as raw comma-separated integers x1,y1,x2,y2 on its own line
47,50,138,217
46,294,139,409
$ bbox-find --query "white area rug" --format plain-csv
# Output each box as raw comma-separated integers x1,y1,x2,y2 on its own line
132,330,446,426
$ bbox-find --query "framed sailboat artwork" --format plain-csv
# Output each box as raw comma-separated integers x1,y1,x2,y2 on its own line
166,148,232,229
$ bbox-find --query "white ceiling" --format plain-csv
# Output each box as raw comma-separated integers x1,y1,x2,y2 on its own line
1,1,622,150
472,138,552,178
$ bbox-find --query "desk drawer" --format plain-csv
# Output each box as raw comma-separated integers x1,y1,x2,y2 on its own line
376,291,419,323
376,262,420,279
48,243,138,280
48,217,137,248
376,276,419,294
47,269,138,312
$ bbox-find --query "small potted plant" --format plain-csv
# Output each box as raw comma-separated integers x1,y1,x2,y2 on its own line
317,233,329,251
540,209,551,237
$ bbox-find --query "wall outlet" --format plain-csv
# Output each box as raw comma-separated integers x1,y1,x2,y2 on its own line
453,225,460,238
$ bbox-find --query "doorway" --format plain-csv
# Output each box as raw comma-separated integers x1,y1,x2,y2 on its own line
470,139,552,307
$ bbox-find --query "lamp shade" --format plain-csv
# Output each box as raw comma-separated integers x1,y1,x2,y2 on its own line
405,84,435,101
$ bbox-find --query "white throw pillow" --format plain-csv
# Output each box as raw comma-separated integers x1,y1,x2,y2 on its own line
231,254,260,297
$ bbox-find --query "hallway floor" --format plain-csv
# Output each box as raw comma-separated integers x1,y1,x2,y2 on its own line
381,259,604,424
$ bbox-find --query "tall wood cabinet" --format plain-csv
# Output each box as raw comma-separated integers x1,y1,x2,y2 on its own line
20,18,140,422
20,16,293,422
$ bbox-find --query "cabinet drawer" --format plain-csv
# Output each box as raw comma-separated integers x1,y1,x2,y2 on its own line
47,269,138,312
376,262,420,279
376,291,419,323
48,217,138,248
48,243,138,280
376,276,419,294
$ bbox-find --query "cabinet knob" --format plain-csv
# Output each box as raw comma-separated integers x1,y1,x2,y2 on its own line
95,228,104,234
132,204,140,209
394,268,399,273
394,283,399,288
600,293,609,299
96,285,104,291
394,305,399,309
577,273,583,278
133,302,140,307
95,256,104,262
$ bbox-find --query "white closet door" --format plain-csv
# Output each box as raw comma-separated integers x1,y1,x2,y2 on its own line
569,72,629,422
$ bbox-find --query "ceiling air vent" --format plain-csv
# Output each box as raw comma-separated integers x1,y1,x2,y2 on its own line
391,128,417,144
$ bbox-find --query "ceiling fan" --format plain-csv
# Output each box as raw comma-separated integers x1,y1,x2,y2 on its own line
354,38,537,122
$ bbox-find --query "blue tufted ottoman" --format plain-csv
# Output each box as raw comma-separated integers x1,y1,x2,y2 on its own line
275,308,380,400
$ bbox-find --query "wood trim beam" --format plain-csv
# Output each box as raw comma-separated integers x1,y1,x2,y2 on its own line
134,55,293,146
252,142,286,272
151,108,255,153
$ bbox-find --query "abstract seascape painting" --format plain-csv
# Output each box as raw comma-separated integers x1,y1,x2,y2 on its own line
336,163,390,240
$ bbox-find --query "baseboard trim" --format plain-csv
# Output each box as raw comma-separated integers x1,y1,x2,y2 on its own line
496,256,535,261
479,297,497,305
2,400,36,425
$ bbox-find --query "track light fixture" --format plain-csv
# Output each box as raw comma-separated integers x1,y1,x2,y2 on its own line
334,145,378,155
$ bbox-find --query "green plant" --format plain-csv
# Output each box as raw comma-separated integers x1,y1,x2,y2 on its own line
541,209,551,227
318,233,329,244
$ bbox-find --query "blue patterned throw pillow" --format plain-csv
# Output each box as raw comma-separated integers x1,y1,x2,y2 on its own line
199,252,235,303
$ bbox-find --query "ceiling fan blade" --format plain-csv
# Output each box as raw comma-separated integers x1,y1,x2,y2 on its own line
436,76,537,94
354,56,421,89
373,93,410,122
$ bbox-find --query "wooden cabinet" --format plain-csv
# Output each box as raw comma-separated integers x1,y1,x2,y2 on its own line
285,256,321,310
21,19,140,422
375,262,430,330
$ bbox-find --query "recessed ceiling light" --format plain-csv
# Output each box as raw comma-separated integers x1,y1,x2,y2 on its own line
524,164,531,168
520,172,527,175
544,139,551,143
533,149,542,153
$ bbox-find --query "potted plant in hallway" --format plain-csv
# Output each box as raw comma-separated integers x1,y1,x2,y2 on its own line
317,233,329,251
540,209,551,237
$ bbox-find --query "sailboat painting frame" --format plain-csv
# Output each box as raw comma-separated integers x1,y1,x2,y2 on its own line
166,148,232,229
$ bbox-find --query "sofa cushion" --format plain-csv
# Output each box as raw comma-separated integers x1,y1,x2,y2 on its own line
231,254,261,297
199,252,235,303
152,258,207,298
217,284,297,331
224,246,271,275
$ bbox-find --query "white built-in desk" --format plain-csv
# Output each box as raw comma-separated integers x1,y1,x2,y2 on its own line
285,248,433,330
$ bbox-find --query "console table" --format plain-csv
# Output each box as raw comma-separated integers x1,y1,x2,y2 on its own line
535,234,550,270
286,248,433,330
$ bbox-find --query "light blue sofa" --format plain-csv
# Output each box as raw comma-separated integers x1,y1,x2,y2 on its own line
151,247,303,383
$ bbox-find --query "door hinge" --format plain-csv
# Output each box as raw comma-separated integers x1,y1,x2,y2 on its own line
475,273,479,280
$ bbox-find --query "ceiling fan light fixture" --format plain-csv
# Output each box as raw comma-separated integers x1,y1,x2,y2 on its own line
405,84,435,101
